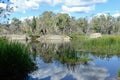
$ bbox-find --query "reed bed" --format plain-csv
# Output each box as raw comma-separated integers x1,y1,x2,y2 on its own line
77,35,120,54
118,69,120,77
0,37,36,80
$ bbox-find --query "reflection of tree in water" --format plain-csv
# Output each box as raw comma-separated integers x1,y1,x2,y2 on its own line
30,43,37,61
29,42,58,63
29,58,109,80
29,41,120,71
28,41,120,80
29,42,92,65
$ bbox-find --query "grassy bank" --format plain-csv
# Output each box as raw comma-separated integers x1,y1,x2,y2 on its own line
69,34,89,41
118,69,120,77
71,35,120,55
0,37,36,80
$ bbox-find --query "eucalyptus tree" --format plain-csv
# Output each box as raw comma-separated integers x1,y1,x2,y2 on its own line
31,16,37,34
114,16,120,34
77,17,88,34
104,14,114,34
11,17,22,34
0,0,13,34
11,18,21,27
55,13,70,34
68,17,79,35
21,18,31,34
90,14,115,34
90,16,102,33
0,0,13,25
39,11,56,34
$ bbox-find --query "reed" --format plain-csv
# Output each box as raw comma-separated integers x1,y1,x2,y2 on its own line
0,37,36,80
118,69,120,77
76,35,120,55
70,34,88,41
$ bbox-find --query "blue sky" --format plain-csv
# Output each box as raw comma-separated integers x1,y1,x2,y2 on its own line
1,0,120,20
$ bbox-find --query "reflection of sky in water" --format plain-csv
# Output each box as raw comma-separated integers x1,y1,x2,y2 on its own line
29,57,110,80
93,56,120,80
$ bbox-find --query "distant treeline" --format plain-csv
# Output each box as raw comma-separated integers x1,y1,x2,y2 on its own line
1,11,120,35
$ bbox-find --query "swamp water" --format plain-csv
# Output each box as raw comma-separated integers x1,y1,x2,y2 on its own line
25,40,120,80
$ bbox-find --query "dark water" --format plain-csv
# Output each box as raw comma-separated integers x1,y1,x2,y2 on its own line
27,40,120,80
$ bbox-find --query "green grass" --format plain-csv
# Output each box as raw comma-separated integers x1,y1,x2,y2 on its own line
118,69,120,77
73,35,120,55
0,37,36,80
69,34,88,41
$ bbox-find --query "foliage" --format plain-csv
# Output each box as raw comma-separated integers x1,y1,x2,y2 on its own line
56,13,70,34
31,16,37,33
39,11,55,34
69,34,88,41
1,11,120,35
77,17,88,34
90,14,115,34
0,0,13,25
10,17,22,34
0,37,36,80
11,18,22,27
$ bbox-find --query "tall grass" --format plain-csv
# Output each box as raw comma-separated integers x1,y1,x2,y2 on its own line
69,34,88,41
76,35,120,55
0,37,36,80
118,69,120,77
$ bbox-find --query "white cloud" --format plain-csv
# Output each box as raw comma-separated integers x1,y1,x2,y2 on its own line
9,0,51,13
95,12,120,18
0,3,7,9
52,0,63,5
62,5,95,13
61,0,107,13
52,0,107,13
91,0,107,4
20,16,34,21
64,0,84,6
53,0,107,6
112,13,120,17
25,1,39,8
9,0,107,14
96,13,108,17
29,58,109,80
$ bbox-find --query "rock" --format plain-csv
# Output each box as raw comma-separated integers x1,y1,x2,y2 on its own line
117,77,120,80
8,35,28,40
36,35,71,42
63,36,71,41
0,34,30,41
90,33,102,38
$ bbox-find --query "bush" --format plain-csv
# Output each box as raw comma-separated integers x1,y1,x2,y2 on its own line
0,37,36,80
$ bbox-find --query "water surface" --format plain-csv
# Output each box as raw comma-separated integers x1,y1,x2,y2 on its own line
27,40,120,80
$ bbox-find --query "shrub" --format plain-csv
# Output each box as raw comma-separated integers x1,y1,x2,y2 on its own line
0,37,36,80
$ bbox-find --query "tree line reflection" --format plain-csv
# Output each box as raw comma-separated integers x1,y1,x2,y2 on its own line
29,41,120,66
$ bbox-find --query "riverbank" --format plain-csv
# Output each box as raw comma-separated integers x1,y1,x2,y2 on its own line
0,34,71,42
70,35,120,55
0,34,29,40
